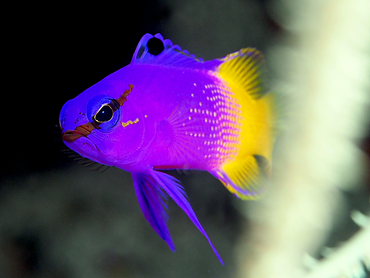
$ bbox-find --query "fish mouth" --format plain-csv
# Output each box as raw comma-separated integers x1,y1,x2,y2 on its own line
62,122,95,143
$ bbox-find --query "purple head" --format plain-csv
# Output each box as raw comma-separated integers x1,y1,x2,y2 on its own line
59,81,145,167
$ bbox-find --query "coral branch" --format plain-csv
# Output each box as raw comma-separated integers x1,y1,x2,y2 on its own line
306,220,370,278
237,0,370,277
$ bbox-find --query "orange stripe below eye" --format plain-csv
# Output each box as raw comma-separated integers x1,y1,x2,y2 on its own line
62,122,96,142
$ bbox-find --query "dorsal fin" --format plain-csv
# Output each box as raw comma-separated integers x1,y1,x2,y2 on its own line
217,48,267,99
131,33,221,70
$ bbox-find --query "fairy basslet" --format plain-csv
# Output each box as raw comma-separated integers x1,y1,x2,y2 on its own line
60,33,275,264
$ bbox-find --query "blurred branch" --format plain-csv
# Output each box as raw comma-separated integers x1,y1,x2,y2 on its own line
237,0,370,278
305,215,370,278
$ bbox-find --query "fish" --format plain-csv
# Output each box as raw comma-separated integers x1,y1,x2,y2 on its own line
59,33,275,264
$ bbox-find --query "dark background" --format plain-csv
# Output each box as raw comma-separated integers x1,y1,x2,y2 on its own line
2,1,369,278
5,1,168,178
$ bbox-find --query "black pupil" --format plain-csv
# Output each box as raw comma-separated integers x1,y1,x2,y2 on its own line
95,105,113,122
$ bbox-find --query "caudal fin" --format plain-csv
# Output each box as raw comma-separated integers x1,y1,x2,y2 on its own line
213,48,275,199
211,155,271,200
218,48,267,99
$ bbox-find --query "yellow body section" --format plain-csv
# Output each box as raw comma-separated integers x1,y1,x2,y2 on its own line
214,48,275,199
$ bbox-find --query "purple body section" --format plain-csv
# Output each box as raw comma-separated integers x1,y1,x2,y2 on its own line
107,64,239,171
61,62,240,173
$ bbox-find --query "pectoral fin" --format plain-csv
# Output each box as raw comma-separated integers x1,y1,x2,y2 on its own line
132,172,174,250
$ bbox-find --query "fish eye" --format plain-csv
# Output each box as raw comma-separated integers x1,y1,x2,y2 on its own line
94,104,113,123
87,96,121,132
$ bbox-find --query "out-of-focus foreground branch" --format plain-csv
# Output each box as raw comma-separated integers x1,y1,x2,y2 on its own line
237,0,370,278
